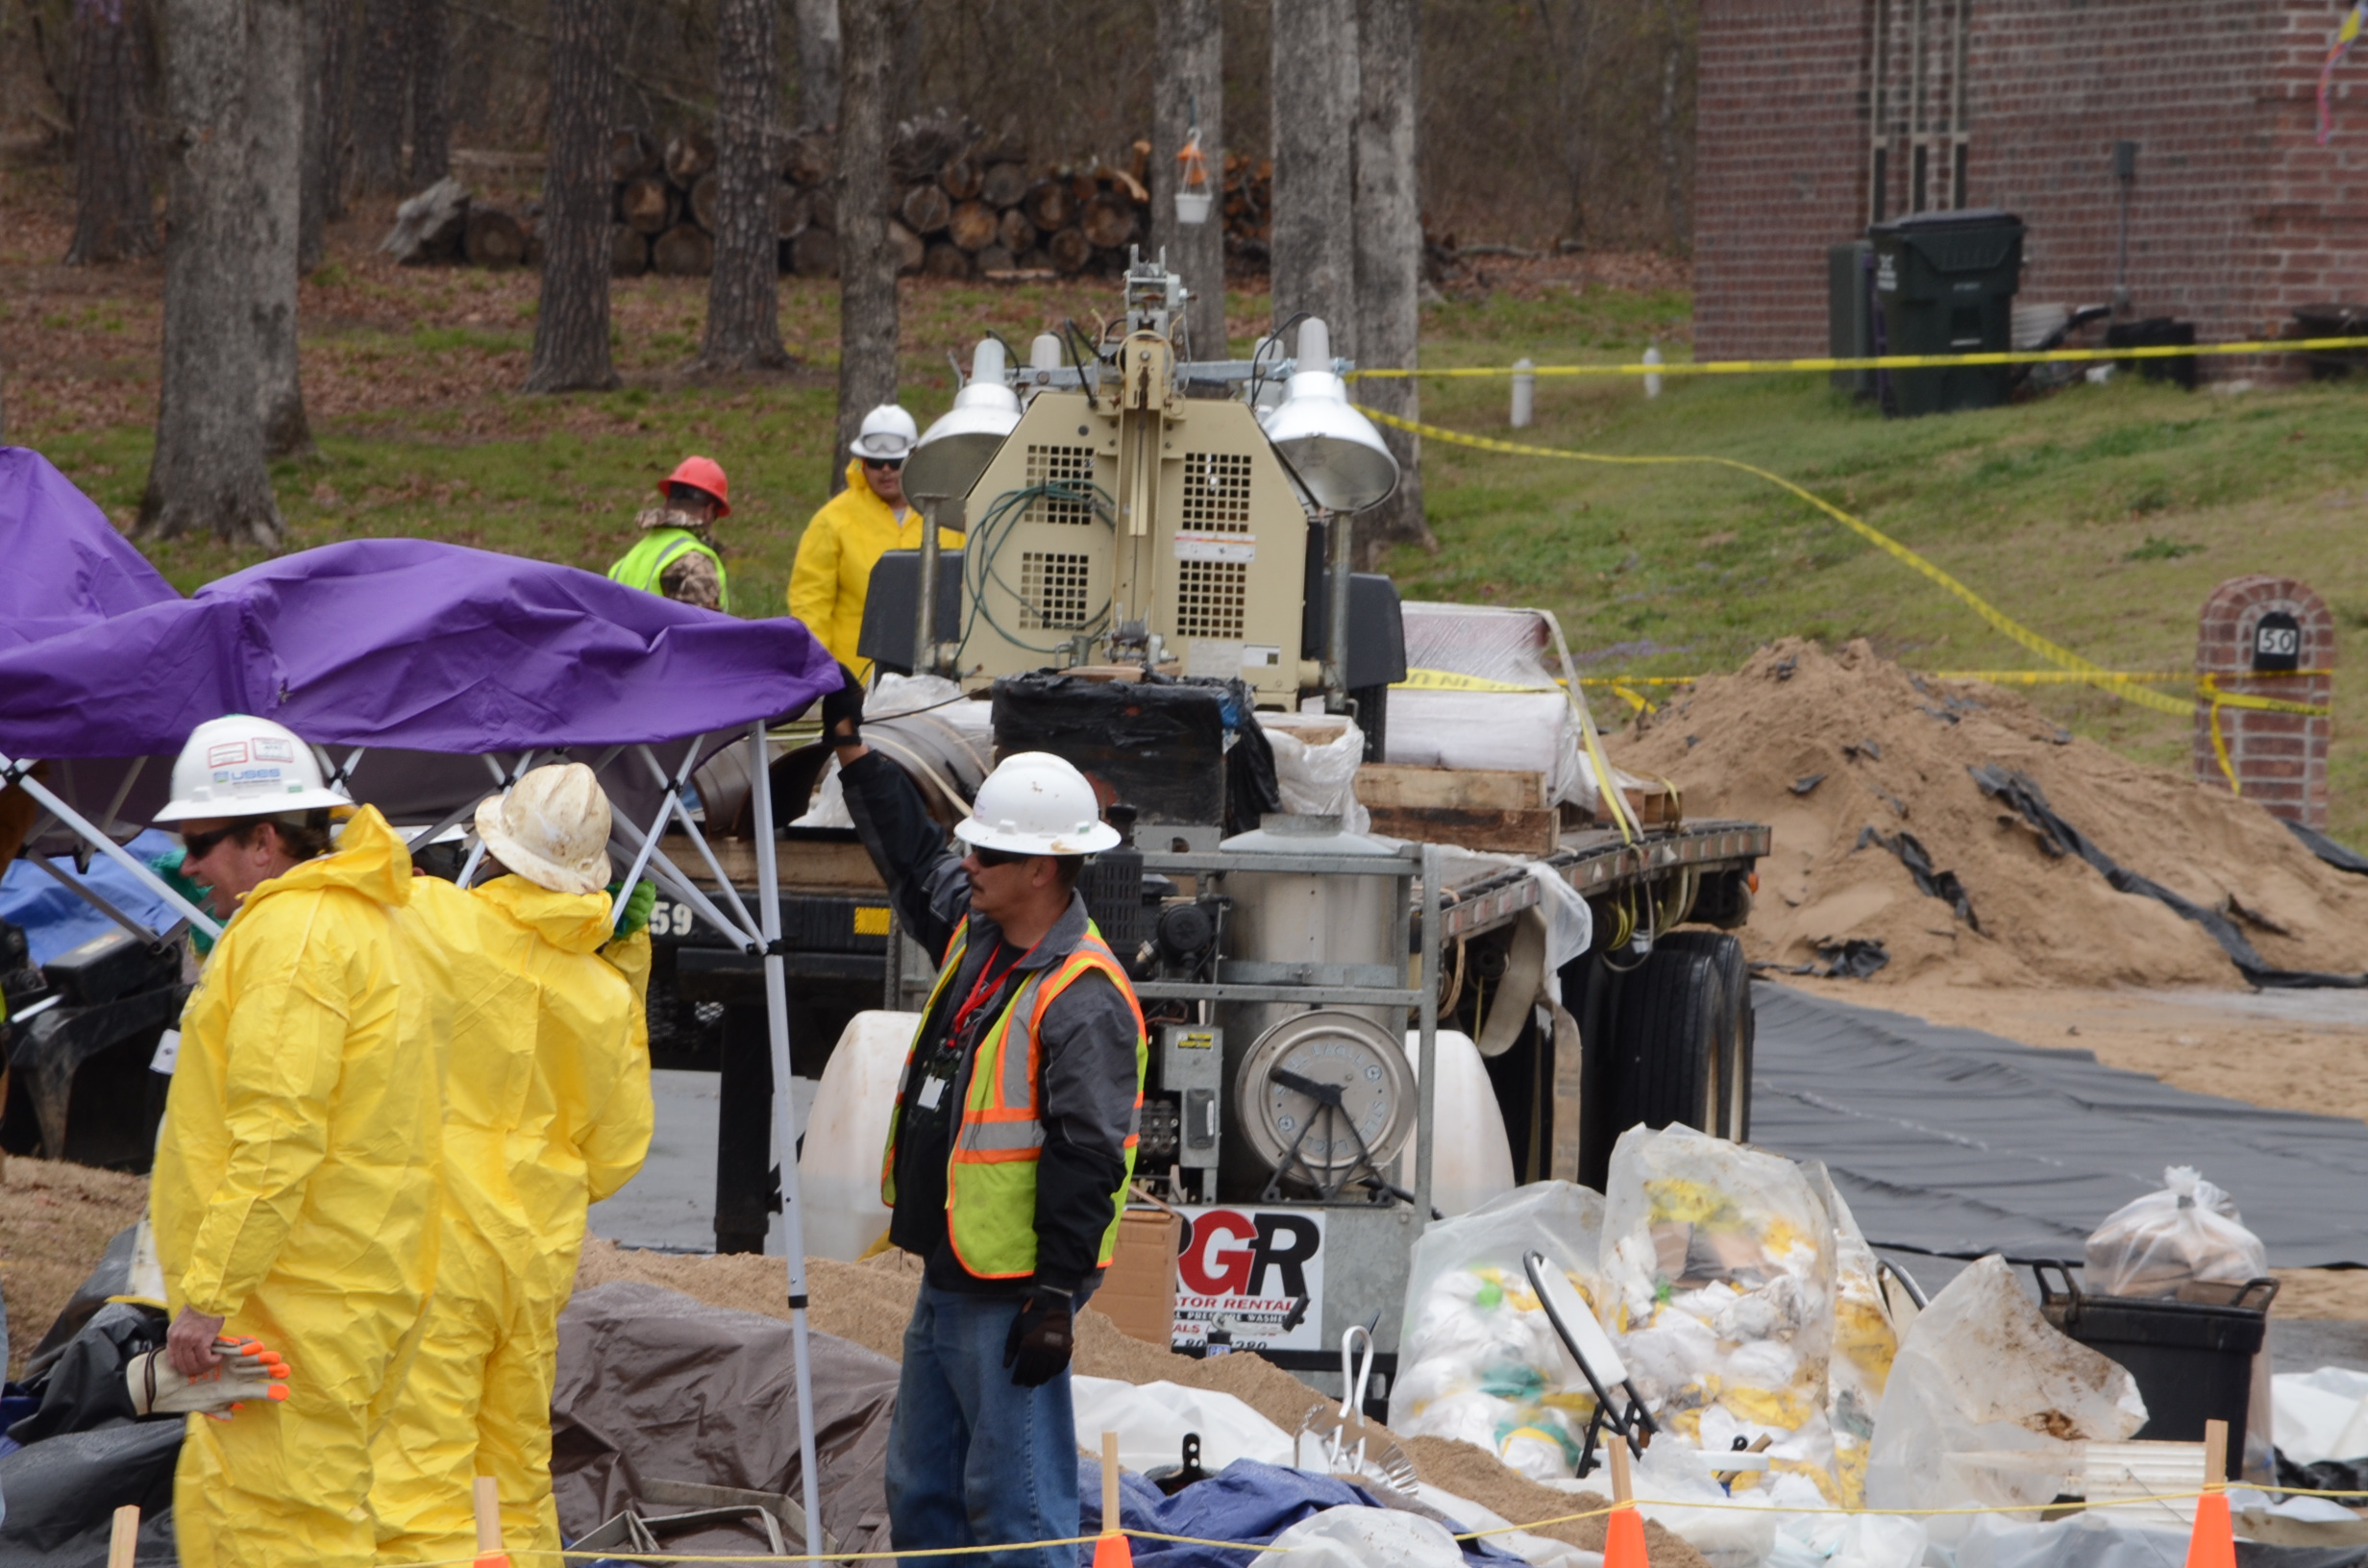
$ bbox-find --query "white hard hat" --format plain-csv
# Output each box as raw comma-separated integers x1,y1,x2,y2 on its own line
154,716,351,823
954,751,1120,857
474,763,614,896
851,404,919,461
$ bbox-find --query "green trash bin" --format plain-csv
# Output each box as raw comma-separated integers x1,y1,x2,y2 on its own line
1869,208,2024,417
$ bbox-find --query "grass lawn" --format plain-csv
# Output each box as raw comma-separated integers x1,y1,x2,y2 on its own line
5,167,2364,845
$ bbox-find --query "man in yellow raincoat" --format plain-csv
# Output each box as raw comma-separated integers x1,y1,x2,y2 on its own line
787,404,964,680
370,763,654,1565
149,716,443,1568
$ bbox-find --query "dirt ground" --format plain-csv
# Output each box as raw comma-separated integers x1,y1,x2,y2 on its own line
0,1153,149,1378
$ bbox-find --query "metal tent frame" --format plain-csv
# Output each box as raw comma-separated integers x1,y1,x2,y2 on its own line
1,722,831,1556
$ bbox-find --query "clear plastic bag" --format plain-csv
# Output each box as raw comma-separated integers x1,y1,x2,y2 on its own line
1598,1123,1844,1504
1863,1254,2146,1556
1258,714,1369,833
2084,1165,2268,1299
1802,1164,1899,1507
1389,1182,1607,1481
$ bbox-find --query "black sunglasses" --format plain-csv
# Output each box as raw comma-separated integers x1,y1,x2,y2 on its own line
863,456,905,471
968,845,1029,868
180,823,242,860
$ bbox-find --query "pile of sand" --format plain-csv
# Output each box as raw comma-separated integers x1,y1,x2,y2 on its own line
0,1155,149,1379
1611,640,2368,990
570,1240,1724,1562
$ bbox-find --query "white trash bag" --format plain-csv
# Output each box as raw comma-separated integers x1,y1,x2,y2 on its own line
1864,1254,2146,1556
2084,1165,2268,1299
1265,1506,1468,1568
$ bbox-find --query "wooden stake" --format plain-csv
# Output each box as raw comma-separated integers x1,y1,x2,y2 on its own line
107,1506,139,1568
2203,1418,2229,1487
474,1476,504,1552
1101,1431,1122,1529
1608,1436,1635,1505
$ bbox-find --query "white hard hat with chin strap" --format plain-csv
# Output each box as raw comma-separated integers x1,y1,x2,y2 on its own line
953,751,1119,858
154,715,351,823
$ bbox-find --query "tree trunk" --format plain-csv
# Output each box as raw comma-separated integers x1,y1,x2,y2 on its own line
1269,0,1357,355
525,0,619,393
1351,0,1430,560
406,0,449,185
1544,0,1595,245
354,0,407,194
253,0,312,459
67,0,160,266
1151,0,1223,357
142,0,283,547
299,0,349,273
833,0,913,482
792,0,840,128
1657,0,1690,254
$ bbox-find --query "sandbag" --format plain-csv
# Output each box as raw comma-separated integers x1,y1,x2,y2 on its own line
1266,1506,1468,1568
2085,1165,2268,1298
551,1282,900,1555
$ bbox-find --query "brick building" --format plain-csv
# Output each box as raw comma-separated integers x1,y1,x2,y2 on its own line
1693,0,2368,370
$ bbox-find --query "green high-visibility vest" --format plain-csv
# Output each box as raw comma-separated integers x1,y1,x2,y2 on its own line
606,527,729,613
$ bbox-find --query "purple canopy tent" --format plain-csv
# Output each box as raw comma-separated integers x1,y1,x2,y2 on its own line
0,459,844,1551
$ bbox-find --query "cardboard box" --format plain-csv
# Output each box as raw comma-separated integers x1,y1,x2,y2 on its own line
1096,1207,1180,1346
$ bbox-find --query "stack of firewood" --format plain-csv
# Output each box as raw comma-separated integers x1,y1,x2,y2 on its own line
593,111,1278,282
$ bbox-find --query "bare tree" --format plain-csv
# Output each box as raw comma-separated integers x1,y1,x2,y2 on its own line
1269,0,1356,350
1352,0,1431,559
142,0,283,547
1151,0,1224,359
524,0,620,393
1534,0,1596,245
793,0,840,127
66,0,160,265
834,0,916,474
407,0,449,184
253,0,311,458
300,0,351,274
353,0,406,193
700,0,790,372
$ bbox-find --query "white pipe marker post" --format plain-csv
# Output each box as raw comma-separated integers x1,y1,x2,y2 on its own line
751,722,825,1554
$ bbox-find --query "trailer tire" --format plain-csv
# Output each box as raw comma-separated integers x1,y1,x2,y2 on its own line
1606,943,1730,1142
1661,930,1753,1143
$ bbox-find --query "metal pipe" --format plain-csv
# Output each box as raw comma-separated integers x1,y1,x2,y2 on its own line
0,752,221,940
1415,842,1441,1220
750,720,826,1556
1325,507,1353,712
915,501,943,677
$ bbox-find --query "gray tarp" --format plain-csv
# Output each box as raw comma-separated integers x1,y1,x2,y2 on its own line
552,1282,899,1555
1749,983,2368,1270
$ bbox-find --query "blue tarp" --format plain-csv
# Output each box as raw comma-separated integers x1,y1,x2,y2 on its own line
0,830,186,966
1079,1458,1525,1568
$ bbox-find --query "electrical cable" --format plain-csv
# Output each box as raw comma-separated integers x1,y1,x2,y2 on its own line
1247,310,1311,412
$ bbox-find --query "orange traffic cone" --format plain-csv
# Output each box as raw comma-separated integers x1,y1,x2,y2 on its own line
473,1477,513,1568
1095,1432,1134,1568
2184,1420,2235,1568
1602,1439,1650,1567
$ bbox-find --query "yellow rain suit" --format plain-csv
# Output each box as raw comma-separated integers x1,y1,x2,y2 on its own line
152,806,443,1568
786,458,964,681
369,875,653,1566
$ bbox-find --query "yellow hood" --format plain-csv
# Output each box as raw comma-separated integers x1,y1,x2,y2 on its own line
474,873,615,955
241,804,415,919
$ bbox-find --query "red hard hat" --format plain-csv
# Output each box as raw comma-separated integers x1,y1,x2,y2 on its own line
660,455,730,517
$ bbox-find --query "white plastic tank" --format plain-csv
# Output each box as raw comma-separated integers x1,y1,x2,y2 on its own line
797,1011,920,1260
1398,1028,1517,1216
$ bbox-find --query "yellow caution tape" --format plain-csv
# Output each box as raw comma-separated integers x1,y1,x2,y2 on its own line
1394,667,1556,693
1359,408,2345,743
1346,334,2368,379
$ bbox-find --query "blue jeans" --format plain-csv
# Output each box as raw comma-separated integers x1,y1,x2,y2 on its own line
887,1281,1081,1568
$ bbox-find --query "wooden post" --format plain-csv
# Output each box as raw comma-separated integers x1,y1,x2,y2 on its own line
2203,1417,2229,1486
1101,1430,1122,1527
475,1475,504,1553
108,1506,140,1568
1608,1435,1634,1504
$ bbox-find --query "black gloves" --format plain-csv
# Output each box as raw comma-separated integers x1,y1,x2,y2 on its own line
820,663,866,744
1003,1286,1075,1387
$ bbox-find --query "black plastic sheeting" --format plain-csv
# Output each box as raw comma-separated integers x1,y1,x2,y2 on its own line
7,1303,157,1445
1748,982,2368,1269
2289,819,2368,876
1971,765,2368,990
0,1422,180,1565
20,1223,135,1383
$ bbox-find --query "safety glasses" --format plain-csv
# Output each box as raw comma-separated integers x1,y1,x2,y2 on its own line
968,845,1028,869
179,824,241,861
863,457,905,472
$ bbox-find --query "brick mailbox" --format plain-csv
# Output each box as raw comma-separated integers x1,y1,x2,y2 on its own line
2192,576,2334,828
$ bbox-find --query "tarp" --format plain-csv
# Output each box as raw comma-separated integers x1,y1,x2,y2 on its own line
1079,1458,1526,1568
0,829,186,964
1749,983,2368,1269
0,537,840,758
552,1283,899,1556
0,449,176,653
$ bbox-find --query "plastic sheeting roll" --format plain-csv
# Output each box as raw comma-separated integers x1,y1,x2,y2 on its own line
797,1011,920,1260
1398,1029,1516,1217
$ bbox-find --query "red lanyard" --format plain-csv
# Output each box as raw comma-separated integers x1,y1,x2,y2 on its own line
949,942,1032,1043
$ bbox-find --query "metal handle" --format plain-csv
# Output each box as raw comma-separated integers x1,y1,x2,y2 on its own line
1338,1323,1376,1423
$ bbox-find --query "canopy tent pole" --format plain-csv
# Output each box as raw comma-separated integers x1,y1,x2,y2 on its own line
0,750,222,941
750,721,825,1554
456,750,542,888
20,849,178,949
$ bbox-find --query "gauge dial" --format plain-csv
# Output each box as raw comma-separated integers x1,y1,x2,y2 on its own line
1235,1011,1415,1182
